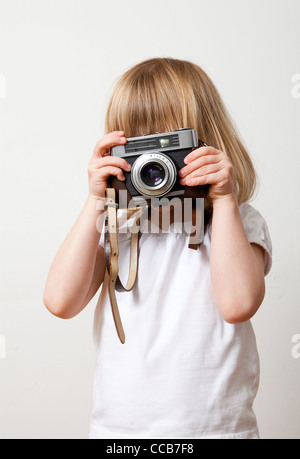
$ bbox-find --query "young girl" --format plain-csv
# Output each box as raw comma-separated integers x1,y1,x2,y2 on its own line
44,58,272,439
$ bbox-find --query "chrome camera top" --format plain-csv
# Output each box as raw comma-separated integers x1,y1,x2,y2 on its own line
111,128,199,200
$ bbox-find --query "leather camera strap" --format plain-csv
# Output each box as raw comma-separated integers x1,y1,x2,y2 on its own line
104,188,147,343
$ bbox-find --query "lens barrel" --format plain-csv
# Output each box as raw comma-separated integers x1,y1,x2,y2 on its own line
131,153,177,198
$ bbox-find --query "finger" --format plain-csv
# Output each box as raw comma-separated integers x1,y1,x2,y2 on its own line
179,155,221,178
96,166,126,182
181,170,222,187
187,163,222,180
92,155,131,172
184,146,220,164
92,131,127,159
179,164,221,186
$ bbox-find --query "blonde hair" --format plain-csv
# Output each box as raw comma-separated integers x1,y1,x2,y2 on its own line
105,57,256,205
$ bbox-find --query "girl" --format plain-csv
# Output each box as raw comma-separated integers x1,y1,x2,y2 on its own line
44,58,272,439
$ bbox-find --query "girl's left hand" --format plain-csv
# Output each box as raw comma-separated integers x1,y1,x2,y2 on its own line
178,146,236,202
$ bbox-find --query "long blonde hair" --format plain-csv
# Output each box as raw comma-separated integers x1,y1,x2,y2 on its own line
105,57,256,205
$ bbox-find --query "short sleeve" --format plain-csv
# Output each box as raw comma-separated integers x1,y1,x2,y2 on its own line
239,203,272,276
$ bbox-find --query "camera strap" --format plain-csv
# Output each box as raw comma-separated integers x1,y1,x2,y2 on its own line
104,187,147,343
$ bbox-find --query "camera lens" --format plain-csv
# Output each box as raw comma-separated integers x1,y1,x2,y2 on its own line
131,152,177,198
140,162,166,187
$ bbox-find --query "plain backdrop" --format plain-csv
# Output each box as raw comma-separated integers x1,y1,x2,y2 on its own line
0,0,299,439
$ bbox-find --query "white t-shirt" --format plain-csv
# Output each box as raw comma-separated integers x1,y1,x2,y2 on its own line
90,202,272,439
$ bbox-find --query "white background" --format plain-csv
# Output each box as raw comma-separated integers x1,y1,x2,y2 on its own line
0,0,299,439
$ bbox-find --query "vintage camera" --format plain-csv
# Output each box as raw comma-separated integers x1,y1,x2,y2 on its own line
111,128,208,201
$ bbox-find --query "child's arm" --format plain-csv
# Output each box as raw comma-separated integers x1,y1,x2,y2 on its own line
209,195,265,323
43,196,106,318
43,132,131,319
179,146,265,323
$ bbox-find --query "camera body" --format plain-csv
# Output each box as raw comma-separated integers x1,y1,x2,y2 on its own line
111,128,207,201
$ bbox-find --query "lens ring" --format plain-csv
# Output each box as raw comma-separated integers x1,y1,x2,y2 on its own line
131,152,177,198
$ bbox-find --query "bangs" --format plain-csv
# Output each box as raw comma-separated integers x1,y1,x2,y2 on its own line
105,59,199,138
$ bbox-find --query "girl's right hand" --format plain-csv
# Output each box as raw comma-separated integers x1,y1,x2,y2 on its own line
88,131,131,199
